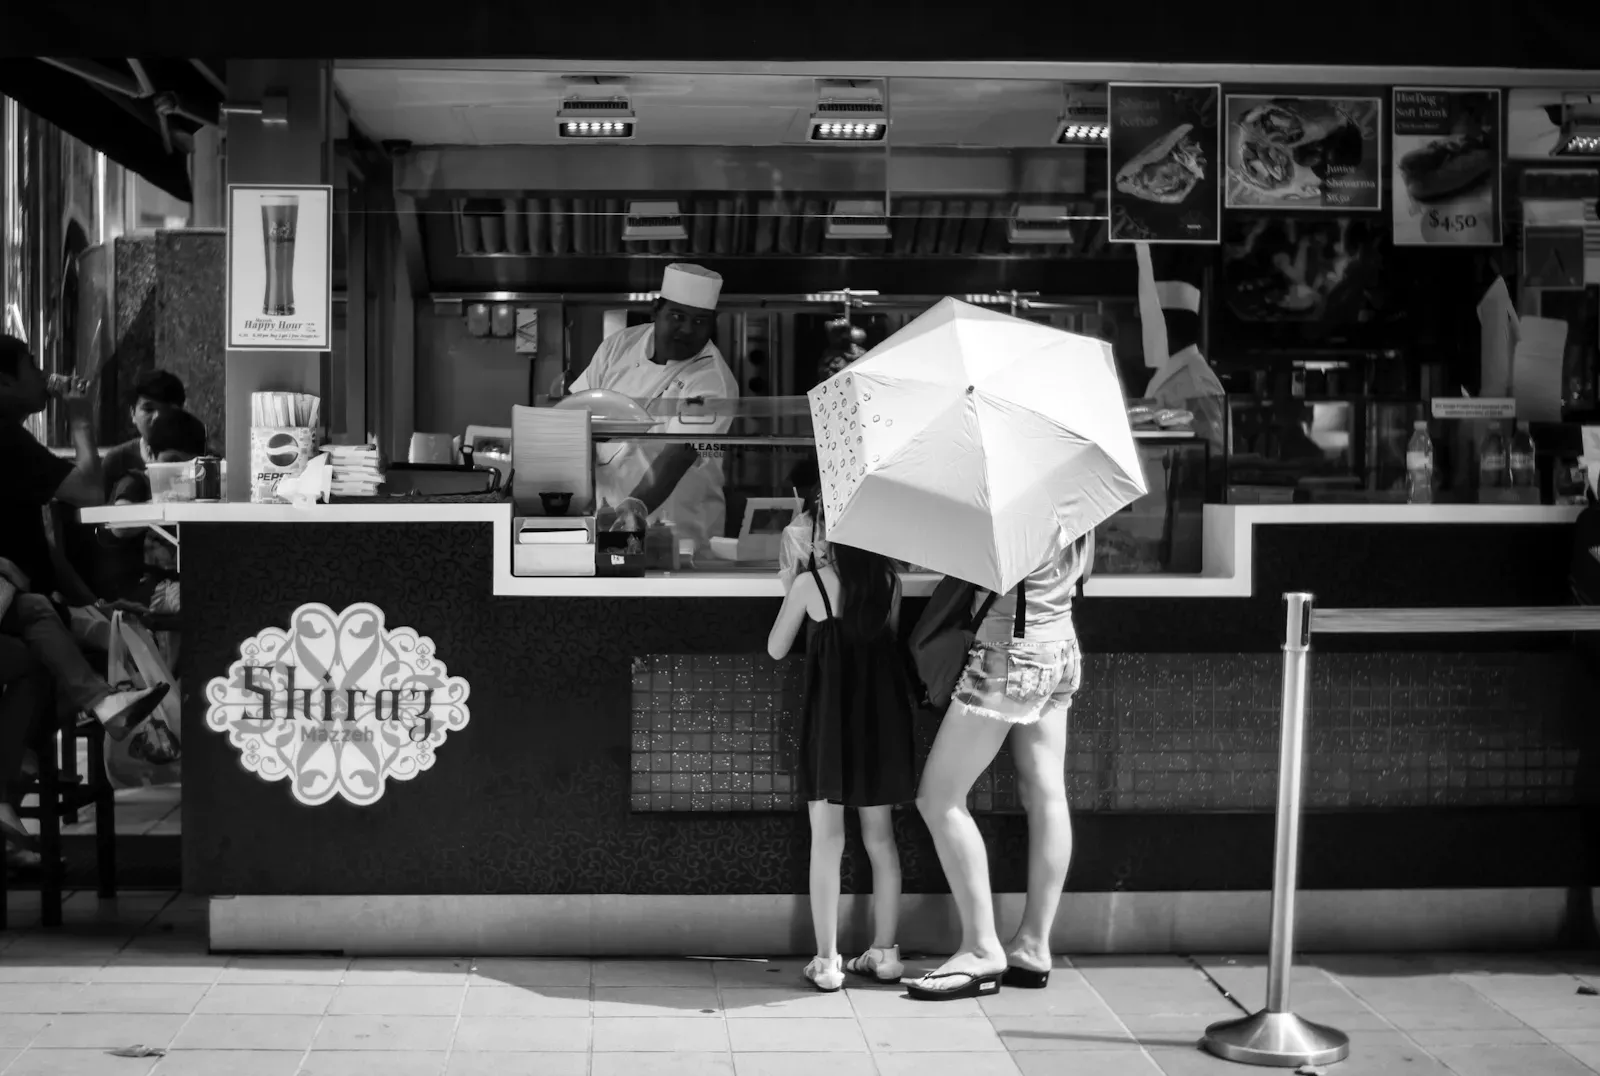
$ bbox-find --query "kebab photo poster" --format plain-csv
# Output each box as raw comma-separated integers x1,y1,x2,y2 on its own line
1391,88,1503,246
1108,83,1221,244
227,184,333,350
1225,95,1382,210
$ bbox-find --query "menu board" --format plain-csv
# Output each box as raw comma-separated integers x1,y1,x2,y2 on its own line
1390,88,1503,247
227,184,333,350
1108,83,1221,244
1224,95,1382,210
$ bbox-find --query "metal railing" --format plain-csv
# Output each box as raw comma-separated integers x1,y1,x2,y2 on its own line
1201,593,1600,1068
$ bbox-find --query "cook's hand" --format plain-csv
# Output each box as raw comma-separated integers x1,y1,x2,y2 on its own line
610,497,649,531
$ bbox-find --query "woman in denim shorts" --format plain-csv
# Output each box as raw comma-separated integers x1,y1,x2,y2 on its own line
907,530,1092,1000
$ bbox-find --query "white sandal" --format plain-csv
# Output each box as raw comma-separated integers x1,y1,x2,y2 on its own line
803,954,845,992
845,945,904,983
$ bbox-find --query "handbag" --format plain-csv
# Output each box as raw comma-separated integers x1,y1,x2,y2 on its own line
101,608,183,788
909,577,1026,709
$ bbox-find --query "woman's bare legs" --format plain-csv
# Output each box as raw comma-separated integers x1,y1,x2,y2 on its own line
914,703,1013,984
857,805,901,949
1003,703,1072,973
808,800,847,959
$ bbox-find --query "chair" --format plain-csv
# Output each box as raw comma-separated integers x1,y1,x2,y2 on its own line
1,688,117,931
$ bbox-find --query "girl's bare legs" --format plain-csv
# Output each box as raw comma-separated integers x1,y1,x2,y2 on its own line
1003,703,1073,973
914,704,1013,983
808,800,847,959
857,805,901,949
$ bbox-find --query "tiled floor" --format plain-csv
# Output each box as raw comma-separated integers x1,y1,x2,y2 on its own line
0,891,1598,1075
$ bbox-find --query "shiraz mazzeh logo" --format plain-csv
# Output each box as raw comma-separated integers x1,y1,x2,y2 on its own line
205,603,470,806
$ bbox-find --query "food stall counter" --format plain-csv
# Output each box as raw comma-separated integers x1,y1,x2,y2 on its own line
80,500,1584,600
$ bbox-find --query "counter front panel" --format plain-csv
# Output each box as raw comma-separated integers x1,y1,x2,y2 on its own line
178,515,1597,898
632,651,1588,814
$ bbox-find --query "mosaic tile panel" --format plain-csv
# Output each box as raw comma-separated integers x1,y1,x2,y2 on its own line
629,655,805,812
630,651,1591,813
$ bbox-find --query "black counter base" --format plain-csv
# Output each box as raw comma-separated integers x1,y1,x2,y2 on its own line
181,521,1597,898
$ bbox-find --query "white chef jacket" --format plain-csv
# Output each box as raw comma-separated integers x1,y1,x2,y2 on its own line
571,323,739,551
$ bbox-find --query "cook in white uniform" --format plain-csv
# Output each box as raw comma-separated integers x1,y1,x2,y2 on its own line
570,263,739,552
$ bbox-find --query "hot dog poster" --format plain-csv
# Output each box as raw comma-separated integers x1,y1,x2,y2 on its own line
1391,88,1503,247
1108,83,1222,244
1225,96,1382,211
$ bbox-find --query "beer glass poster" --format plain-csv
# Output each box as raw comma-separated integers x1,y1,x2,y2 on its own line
1224,96,1382,210
1391,88,1503,247
1108,83,1221,244
227,184,333,350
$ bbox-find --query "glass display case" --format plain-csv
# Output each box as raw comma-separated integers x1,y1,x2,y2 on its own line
1093,434,1210,575
515,394,1221,578
1225,395,1567,505
585,395,817,574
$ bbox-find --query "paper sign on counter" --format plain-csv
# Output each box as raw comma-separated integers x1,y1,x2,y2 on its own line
1431,398,1516,420
1512,315,1568,422
1476,276,1517,397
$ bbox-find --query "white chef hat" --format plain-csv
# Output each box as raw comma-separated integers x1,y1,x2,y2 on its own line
660,263,722,311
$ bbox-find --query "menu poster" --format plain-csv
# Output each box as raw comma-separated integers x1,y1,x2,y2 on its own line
1225,95,1382,210
1108,83,1221,244
1391,88,1503,247
227,184,333,350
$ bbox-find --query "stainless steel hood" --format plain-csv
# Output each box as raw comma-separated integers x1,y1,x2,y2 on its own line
391,143,1120,295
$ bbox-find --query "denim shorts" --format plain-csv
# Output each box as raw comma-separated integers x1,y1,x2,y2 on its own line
952,638,1082,725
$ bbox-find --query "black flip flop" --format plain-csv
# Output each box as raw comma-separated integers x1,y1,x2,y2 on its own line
103,683,171,742
1002,965,1050,989
905,969,1003,1001
0,815,39,854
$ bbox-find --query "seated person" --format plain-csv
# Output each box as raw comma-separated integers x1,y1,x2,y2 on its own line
101,369,188,497
0,337,168,741
104,410,204,616
0,556,164,742
108,408,209,506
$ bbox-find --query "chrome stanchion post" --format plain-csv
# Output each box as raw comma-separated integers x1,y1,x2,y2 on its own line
1202,593,1350,1068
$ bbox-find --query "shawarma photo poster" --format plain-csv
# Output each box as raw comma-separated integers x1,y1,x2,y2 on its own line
1224,95,1383,211
1390,88,1503,247
1108,83,1222,244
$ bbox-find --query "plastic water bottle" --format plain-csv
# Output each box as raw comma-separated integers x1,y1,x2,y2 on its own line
1479,426,1508,490
1406,421,1434,504
1510,422,1537,491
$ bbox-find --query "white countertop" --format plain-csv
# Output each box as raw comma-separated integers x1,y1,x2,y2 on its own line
79,501,1582,600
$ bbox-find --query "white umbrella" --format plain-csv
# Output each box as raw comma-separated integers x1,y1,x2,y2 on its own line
807,297,1147,594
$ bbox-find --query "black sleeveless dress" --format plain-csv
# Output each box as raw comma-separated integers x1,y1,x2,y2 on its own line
798,565,919,807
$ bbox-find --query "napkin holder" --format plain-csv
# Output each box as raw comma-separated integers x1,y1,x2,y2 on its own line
596,529,646,577
511,515,596,577
249,426,318,504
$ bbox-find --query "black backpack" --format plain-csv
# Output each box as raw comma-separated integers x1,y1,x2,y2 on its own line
908,579,1026,709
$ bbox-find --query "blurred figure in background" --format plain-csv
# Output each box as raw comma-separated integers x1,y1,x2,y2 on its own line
778,457,832,593
101,369,188,496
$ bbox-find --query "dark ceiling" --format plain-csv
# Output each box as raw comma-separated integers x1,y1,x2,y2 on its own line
0,0,1593,68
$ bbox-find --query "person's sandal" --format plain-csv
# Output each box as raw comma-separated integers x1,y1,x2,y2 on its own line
1001,965,1050,989
845,945,905,983
803,955,845,993
97,683,170,742
904,969,1003,1001
1,814,39,854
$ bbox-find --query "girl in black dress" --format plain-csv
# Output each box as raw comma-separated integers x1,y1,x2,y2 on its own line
768,539,919,992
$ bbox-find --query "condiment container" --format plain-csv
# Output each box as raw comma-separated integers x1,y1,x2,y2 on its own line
644,522,679,571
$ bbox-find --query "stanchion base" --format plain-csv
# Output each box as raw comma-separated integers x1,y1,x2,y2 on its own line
1202,1010,1351,1067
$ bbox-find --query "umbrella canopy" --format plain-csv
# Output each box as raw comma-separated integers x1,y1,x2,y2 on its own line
807,297,1147,594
